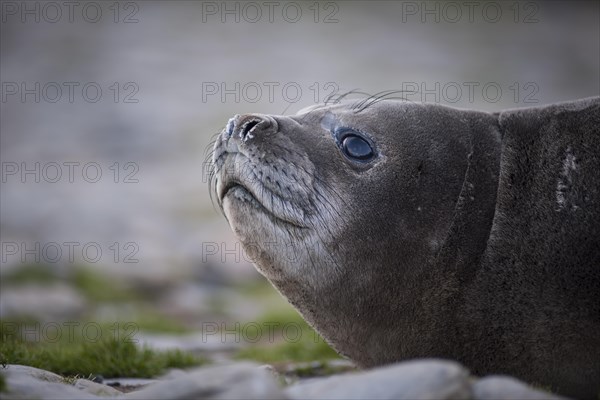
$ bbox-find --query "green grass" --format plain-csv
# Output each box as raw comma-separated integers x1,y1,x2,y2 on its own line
0,322,206,378
60,374,92,385
235,335,340,363
234,307,341,363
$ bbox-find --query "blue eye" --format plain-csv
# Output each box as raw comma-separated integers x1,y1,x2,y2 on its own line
341,134,374,161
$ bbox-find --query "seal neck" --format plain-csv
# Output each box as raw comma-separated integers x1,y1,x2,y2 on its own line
435,115,502,284
428,115,502,353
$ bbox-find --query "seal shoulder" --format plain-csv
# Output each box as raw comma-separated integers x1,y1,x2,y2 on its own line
464,96,600,397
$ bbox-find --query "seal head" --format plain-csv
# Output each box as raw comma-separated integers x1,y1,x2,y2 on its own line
212,100,501,361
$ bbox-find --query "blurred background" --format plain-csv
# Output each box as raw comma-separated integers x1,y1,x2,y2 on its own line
1,0,598,377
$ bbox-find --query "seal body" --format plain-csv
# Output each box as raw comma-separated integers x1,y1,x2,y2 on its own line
211,97,600,399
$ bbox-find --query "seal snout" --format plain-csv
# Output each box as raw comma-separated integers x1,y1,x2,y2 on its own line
226,114,277,143
213,111,312,229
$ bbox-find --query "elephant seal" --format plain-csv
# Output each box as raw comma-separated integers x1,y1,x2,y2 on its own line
210,96,600,399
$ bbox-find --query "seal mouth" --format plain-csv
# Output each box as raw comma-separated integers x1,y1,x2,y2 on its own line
220,181,242,201
214,154,308,229
219,180,255,206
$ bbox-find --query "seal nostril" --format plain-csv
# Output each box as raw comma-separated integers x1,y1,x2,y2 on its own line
240,120,260,141
228,114,276,143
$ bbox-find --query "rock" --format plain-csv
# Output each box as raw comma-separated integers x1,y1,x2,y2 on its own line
472,376,568,400
75,378,122,397
285,359,471,400
156,368,188,380
1,365,101,399
271,360,357,386
125,362,286,399
136,331,243,354
0,361,572,400
1,365,64,384
283,360,356,377
102,377,158,391
2,365,123,399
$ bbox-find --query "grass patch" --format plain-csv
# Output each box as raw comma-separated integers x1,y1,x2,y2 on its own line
0,321,206,378
234,306,340,363
60,373,95,385
0,337,202,378
235,335,339,363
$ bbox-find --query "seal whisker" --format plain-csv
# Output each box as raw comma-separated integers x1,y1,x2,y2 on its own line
206,135,222,215
300,89,370,122
204,132,221,157
311,181,348,222
271,143,353,221
310,209,346,277
356,94,414,113
280,102,294,116
323,88,341,106
351,89,398,111
327,88,363,105
263,141,352,220
352,90,414,113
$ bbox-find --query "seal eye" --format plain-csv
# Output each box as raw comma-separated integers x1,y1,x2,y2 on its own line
341,134,374,161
